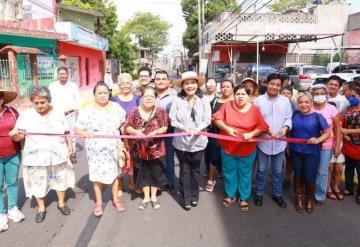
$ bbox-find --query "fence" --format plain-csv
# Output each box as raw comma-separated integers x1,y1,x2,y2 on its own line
0,59,13,90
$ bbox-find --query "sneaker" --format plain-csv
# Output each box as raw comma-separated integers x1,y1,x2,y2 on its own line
0,214,8,232
8,207,25,223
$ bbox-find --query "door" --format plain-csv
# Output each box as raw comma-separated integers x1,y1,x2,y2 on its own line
66,57,80,86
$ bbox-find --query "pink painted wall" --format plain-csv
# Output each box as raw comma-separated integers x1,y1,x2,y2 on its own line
58,42,106,88
344,29,360,64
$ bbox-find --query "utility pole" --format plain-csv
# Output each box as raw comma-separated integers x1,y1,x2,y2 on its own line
198,0,202,60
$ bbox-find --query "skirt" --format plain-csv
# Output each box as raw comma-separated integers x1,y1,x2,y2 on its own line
23,162,75,198
137,158,167,188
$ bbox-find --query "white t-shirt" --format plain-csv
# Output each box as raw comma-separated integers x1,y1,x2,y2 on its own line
48,81,81,114
328,94,349,113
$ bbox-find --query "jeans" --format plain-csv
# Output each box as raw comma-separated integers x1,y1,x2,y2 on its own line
165,137,175,186
221,149,256,201
0,153,21,214
176,149,204,206
315,149,333,201
291,150,320,185
345,155,360,195
65,112,76,151
255,149,285,197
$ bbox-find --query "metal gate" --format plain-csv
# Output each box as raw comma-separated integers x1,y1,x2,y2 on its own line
0,59,12,90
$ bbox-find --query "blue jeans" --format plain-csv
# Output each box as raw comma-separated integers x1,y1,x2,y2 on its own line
221,149,256,201
0,153,21,214
291,150,320,185
255,149,285,197
315,149,333,201
165,137,175,186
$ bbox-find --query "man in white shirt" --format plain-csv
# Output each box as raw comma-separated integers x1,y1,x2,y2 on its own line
326,75,349,113
49,67,81,163
104,68,114,96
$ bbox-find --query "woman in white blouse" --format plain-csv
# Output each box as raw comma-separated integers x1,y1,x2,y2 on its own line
10,86,75,223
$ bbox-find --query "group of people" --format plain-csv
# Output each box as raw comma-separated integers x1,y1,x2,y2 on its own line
0,65,359,232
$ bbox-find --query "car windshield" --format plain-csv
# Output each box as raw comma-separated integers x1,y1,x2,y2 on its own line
303,67,328,74
342,70,354,73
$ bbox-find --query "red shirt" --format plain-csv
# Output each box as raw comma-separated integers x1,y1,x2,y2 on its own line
342,107,360,160
212,101,269,157
0,107,21,157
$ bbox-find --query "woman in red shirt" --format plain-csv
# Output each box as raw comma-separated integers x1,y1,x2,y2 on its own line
213,85,269,212
0,89,25,232
341,81,360,204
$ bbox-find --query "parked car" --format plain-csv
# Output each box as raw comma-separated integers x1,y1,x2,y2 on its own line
285,65,328,91
313,73,360,86
331,64,360,73
341,69,360,74
327,62,348,73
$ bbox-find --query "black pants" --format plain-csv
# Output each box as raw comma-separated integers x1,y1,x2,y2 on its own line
176,149,204,206
345,155,360,195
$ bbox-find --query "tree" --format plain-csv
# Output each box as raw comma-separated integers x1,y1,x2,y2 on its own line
270,0,344,13
181,0,238,57
64,0,136,72
122,12,172,64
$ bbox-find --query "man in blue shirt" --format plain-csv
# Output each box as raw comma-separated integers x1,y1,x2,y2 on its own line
253,73,293,208
155,70,177,194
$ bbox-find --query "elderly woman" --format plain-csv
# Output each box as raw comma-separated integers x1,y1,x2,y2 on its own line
0,88,25,232
310,84,341,204
75,82,126,216
341,81,360,204
213,84,268,212
125,87,168,210
169,71,211,211
111,73,140,195
205,79,234,192
290,92,330,214
241,78,259,103
205,78,218,102
10,86,74,223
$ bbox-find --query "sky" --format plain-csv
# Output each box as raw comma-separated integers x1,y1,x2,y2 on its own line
114,0,360,56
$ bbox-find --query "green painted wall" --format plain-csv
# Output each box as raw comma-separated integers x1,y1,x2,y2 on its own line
0,34,57,58
59,9,95,31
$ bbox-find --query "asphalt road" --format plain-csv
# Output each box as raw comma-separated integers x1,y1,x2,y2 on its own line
1,71,359,246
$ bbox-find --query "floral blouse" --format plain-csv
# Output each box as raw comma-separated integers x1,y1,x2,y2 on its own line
125,107,168,160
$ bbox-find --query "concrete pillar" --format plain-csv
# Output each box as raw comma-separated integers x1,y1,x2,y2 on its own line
30,54,38,85
8,50,19,93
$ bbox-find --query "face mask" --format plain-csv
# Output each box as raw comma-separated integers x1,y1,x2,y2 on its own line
313,95,327,104
348,96,360,107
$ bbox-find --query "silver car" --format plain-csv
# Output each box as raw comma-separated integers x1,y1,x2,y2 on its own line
285,65,329,91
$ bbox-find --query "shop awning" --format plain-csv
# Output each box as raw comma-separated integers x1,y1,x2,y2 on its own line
0,45,45,55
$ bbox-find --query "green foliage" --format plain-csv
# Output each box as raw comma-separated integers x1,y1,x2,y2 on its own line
181,0,238,57
64,0,136,72
122,12,171,63
270,0,344,12
311,53,344,66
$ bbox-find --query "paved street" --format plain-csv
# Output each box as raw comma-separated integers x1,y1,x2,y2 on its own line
1,71,360,247
1,138,359,247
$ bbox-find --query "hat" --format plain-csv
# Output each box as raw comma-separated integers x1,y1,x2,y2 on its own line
174,71,205,88
241,77,257,86
0,87,17,104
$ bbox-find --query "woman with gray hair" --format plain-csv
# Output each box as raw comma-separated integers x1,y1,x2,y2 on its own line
9,86,75,223
311,84,342,204
110,73,140,196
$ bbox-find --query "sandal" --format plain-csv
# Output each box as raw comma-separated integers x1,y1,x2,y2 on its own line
239,201,249,212
205,180,216,192
333,190,344,201
93,204,103,217
326,191,337,200
138,201,149,211
112,201,126,212
222,197,236,208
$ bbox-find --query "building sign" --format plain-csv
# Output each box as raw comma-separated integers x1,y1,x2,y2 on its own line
55,22,109,51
